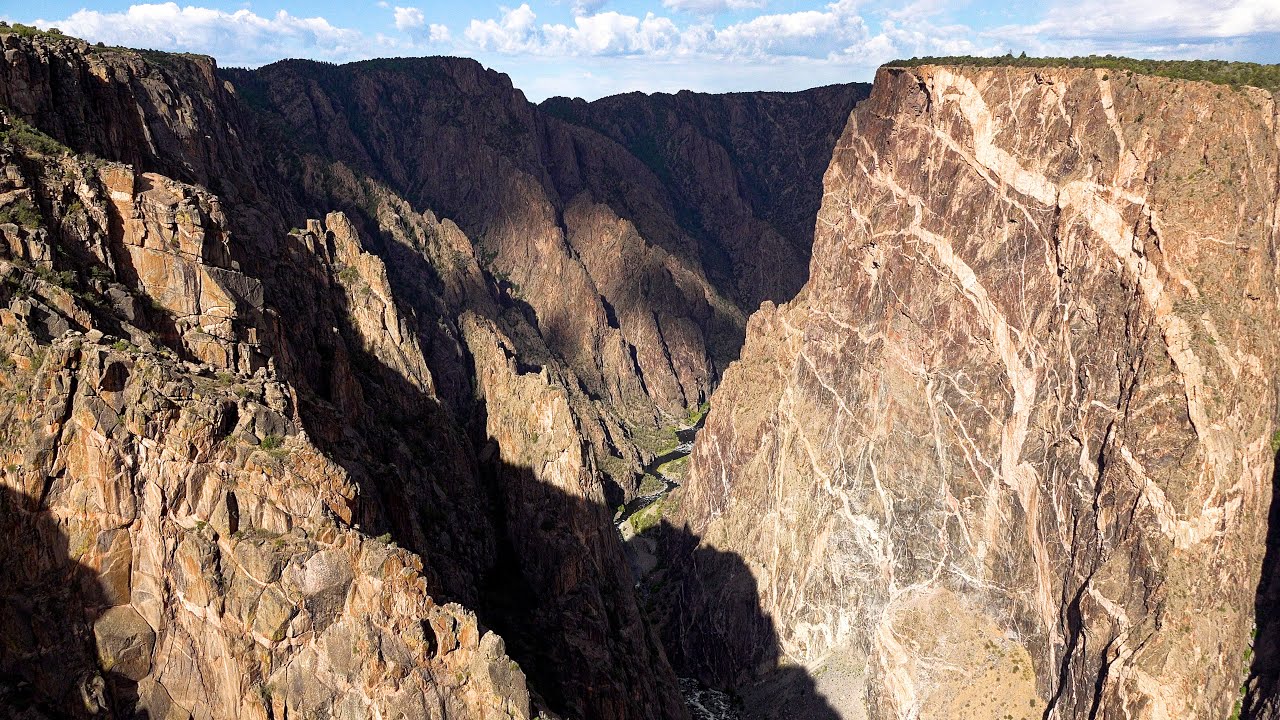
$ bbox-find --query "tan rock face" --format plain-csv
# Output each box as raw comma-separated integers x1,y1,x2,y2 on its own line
93,606,155,681
669,65,1280,719
0,32,695,720
0,328,529,719
0,128,531,712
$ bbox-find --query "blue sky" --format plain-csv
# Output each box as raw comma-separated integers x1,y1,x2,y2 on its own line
5,0,1279,100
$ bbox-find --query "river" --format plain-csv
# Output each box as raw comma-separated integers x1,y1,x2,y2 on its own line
613,414,742,720
615,420,702,531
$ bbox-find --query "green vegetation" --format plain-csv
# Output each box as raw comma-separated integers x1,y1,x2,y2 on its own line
685,400,711,427
1270,428,1280,455
637,474,667,497
0,23,66,40
256,433,290,464
0,115,67,157
0,198,43,228
334,263,360,285
655,455,689,480
135,49,212,73
628,500,664,535
629,420,680,456
889,53,1280,93
491,268,522,296
232,527,279,542
33,265,75,288
596,452,632,487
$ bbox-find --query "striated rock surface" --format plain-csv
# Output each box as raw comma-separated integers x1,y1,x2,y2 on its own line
230,58,737,432
667,64,1280,719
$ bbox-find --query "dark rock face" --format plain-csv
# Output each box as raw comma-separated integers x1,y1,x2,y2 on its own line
541,84,868,309
0,31,862,720
666,64,1280,719
225,61,863,471
227,58,735,435
20,26,1272,720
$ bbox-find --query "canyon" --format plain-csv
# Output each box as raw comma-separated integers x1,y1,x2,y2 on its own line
0,24,1279,720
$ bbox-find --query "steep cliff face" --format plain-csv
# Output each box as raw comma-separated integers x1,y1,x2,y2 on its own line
668,65,1280,719
223,61,864,505
541,84,868,309
0,113,528,718
228,58,737,434
0,32,691,720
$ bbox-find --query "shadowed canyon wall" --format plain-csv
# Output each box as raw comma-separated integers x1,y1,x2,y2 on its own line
224,61,865,506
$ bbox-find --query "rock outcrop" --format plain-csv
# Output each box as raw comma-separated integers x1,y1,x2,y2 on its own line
19,24,1276,720
666,64,1280,719
0,115,529,718
0,26,865,719
229,58,736,436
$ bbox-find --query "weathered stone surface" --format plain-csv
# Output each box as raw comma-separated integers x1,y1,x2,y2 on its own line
0,35,532,720
94,605,155,681
667,64,1280,719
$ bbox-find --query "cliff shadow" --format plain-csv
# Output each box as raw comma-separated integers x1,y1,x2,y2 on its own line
637,517,842,720
265,227,838,719
0,483,151,719
1243,446,1280,718
467,439,840,720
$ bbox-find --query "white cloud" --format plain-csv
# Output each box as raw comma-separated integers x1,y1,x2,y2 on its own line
963,0,1280,60
543,12,682,54
662,0,767,14
456,0,1280,68
393,6,426,31
709,0,866,58
22,0,1280,102
572,0,609,17
465,0,881,60
33,2,371,66
465,4,540,54
466,5,683,56
1036,0,1280,40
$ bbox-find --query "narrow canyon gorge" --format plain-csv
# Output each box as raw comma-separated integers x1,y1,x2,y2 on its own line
0,26,1278,720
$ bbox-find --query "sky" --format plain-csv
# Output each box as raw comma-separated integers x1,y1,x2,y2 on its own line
4,0,1279,101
